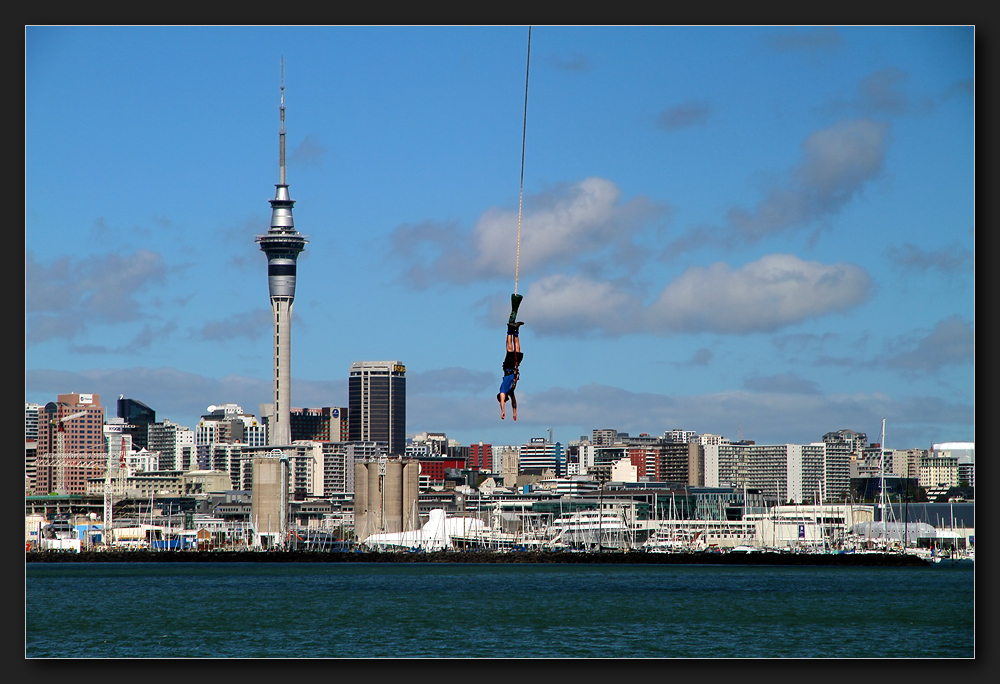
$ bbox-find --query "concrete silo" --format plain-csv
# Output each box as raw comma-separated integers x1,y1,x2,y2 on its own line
251,450,289,549
354,457,419,542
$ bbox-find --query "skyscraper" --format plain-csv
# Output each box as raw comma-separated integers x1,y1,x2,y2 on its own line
117,396,155,451
256,70,307,448
35,393,106,495
349,361,406,456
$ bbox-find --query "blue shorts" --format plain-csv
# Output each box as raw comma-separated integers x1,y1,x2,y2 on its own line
499,371,517,397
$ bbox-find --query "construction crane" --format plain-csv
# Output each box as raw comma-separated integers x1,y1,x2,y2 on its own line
104,433,124,547
54,410,87,495
102,423,134,547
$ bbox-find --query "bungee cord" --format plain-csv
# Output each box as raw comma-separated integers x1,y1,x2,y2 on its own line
515,26,531,296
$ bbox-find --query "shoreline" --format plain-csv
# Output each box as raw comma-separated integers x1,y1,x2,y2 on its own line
25,549,931,566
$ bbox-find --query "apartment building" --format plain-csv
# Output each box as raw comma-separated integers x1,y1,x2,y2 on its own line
704,442,827,504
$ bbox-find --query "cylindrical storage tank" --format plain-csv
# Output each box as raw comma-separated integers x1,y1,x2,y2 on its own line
403,462,420,531
366,462,382,532
383,461,404,534
354,463,369,540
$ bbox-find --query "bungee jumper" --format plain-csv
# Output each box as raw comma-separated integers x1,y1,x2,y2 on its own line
497,27,532,421
498,294,524,420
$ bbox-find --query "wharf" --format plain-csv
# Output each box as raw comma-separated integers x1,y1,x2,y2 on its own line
26,550,930,566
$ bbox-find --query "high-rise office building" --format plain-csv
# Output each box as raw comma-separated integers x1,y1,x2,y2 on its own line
25,403,43,442
520,437,562,475
35,393,106,495
117,396,156,451
290,406,348,442
348,361,406,456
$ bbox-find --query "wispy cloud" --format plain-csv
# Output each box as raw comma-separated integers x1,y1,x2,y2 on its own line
724,118,890,243
26,249,169,343
743,373,821,395
816,315,975,375
290,134,325,168
830,67,935,117
882,315,974,373
478,382,971,447
69,321,179,355
685,348,713,366
657,101,710,131
408,367,494,395
197,309,274,342
545,52,591,72
887,241,974,275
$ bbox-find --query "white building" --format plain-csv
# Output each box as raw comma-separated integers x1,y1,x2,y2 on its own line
197,404,266,448
920,454,960,490
321,441,355,496
289,440,325,499
931,442,974,487
320,441,386,495
664,429,698,443
195,405,266,488
610,457,638,482
147,419,194,471
520,437,560,474
705,442,827,504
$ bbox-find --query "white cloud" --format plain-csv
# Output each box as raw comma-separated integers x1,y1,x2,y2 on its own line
647,254,872,334
521,254,872,337
517,274,644,335
391,177,667,287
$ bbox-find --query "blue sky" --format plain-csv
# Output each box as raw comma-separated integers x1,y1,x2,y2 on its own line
25,25,975,451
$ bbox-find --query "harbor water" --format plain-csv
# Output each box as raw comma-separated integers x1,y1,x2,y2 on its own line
25,561,974,658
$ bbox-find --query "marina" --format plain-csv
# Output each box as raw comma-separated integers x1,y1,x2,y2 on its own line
26,499,976,561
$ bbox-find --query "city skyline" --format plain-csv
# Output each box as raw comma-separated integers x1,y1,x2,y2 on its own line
26,26,974,450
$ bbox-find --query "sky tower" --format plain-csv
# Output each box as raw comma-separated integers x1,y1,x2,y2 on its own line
257,65,307,447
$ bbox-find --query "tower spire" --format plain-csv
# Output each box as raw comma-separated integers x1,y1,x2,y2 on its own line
268,58,295,234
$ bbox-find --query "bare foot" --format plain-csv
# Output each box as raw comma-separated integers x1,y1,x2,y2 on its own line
512,407,517,421
500,405,505,420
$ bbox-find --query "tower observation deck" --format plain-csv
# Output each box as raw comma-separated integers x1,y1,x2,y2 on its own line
256,72,307,447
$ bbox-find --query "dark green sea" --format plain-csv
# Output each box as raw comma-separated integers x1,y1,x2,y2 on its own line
25,562,974,658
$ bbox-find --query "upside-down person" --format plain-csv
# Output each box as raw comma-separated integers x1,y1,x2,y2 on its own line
497,294,523,420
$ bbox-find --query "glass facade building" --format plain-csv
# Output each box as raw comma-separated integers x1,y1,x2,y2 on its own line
348,361,406,456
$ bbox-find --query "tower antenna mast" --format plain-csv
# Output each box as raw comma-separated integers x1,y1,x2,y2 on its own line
279,57,286,186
